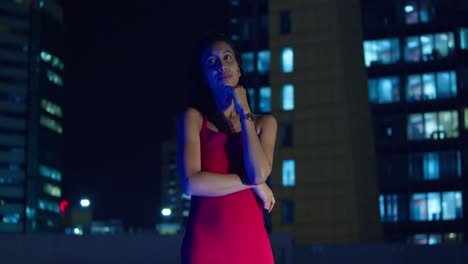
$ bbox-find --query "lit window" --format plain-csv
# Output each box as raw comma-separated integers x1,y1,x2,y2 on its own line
41,99,63,117
368,77,400,104
406,71,457,101
281,123,293,147
2,213,21,223
404,0,434,24
231,0,239,6
363,38,400,66
380,194,400,222
46,69,64,87
410,192,463,221
442,191,463,220
40,115,63,134
282,199,294,224
38,199,60,213
379,195,385,221
41,51,64,70
282,84,294,110
413,234,442,245
280,11,291,34
282,160,295,187
39,164,62,181
410,193,428,221
281,47,294,73
257,50,270,74
407,110,458,141
247,88,255,112
43,183,61,198
427,192,442,221
464,108,468,130
404,33,455,63
459,28,468,49
259,86,271,112
242,52,254,73
409,152,453,181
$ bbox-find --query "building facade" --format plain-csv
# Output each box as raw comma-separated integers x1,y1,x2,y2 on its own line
229,0,382,244
361,0,468,244
0,0,64,233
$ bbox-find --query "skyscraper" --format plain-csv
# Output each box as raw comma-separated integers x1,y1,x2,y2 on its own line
229,0,382,244
361,0,468,244
0,0,64,233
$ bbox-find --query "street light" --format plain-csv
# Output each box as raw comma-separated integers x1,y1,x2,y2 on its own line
80,198,90,208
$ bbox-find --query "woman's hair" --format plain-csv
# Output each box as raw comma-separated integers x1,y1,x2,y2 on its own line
186,32,247,116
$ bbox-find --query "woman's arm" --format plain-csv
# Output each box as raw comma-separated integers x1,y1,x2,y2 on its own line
177,107,254,197
233,87,278,185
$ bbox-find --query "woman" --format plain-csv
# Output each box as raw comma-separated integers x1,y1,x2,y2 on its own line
178,33,277,264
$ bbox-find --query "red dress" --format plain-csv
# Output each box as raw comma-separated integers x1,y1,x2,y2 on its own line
181,116,274,264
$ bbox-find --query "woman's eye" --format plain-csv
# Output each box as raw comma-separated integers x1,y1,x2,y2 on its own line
206,58,216,65
225,55,232,60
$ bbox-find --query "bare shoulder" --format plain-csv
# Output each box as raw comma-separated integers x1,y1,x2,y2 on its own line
255,114,277,133
180,107,203,131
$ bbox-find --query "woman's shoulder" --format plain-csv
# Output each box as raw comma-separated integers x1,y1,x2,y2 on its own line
254,114,277,132
179,107,204,129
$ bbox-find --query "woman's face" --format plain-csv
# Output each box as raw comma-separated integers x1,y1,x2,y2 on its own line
201,41,241,93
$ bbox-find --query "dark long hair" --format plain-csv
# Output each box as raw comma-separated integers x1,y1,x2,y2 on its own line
186,33,247,116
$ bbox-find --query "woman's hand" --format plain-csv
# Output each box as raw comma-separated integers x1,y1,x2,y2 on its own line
252,183,275,213
231,85,251,114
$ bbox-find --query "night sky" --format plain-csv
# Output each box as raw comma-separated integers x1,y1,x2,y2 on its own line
63,1,229,229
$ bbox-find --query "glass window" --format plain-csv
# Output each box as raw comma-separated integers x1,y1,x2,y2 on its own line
386,194,399,222
407,111,459,141
410,193,427,221
459,28,468,50
438,110,459,139
257,50,270,74
43,183,61,198
38,164,62,181
404,33,454,62
427,192,441,221
404,36,421,62
420,34,434,61
406,74,423,101
406,71,457,101
281,47,294,73
40,115,63,134
282,84,294,110
242,52,254,73
434,33,455,58
428,234,442,245
436,71,457,99
464,108,468,130
442,191,463,220
363,38,400,66
379,195,385,221
247,88,255,112
423,112,437,139
41,99,63,118
407,114,424,140
368,77,400,104
282,160,295,187
409,151,461,181
282,199,294,224
46,70,63,87
281,122,293,147
404,0,419,24
280,11,291,34
259,86,271,112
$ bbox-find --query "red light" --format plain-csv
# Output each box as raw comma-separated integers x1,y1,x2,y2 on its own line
60,200,69,213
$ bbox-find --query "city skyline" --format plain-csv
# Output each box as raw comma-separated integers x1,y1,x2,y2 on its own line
63,1,229,229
